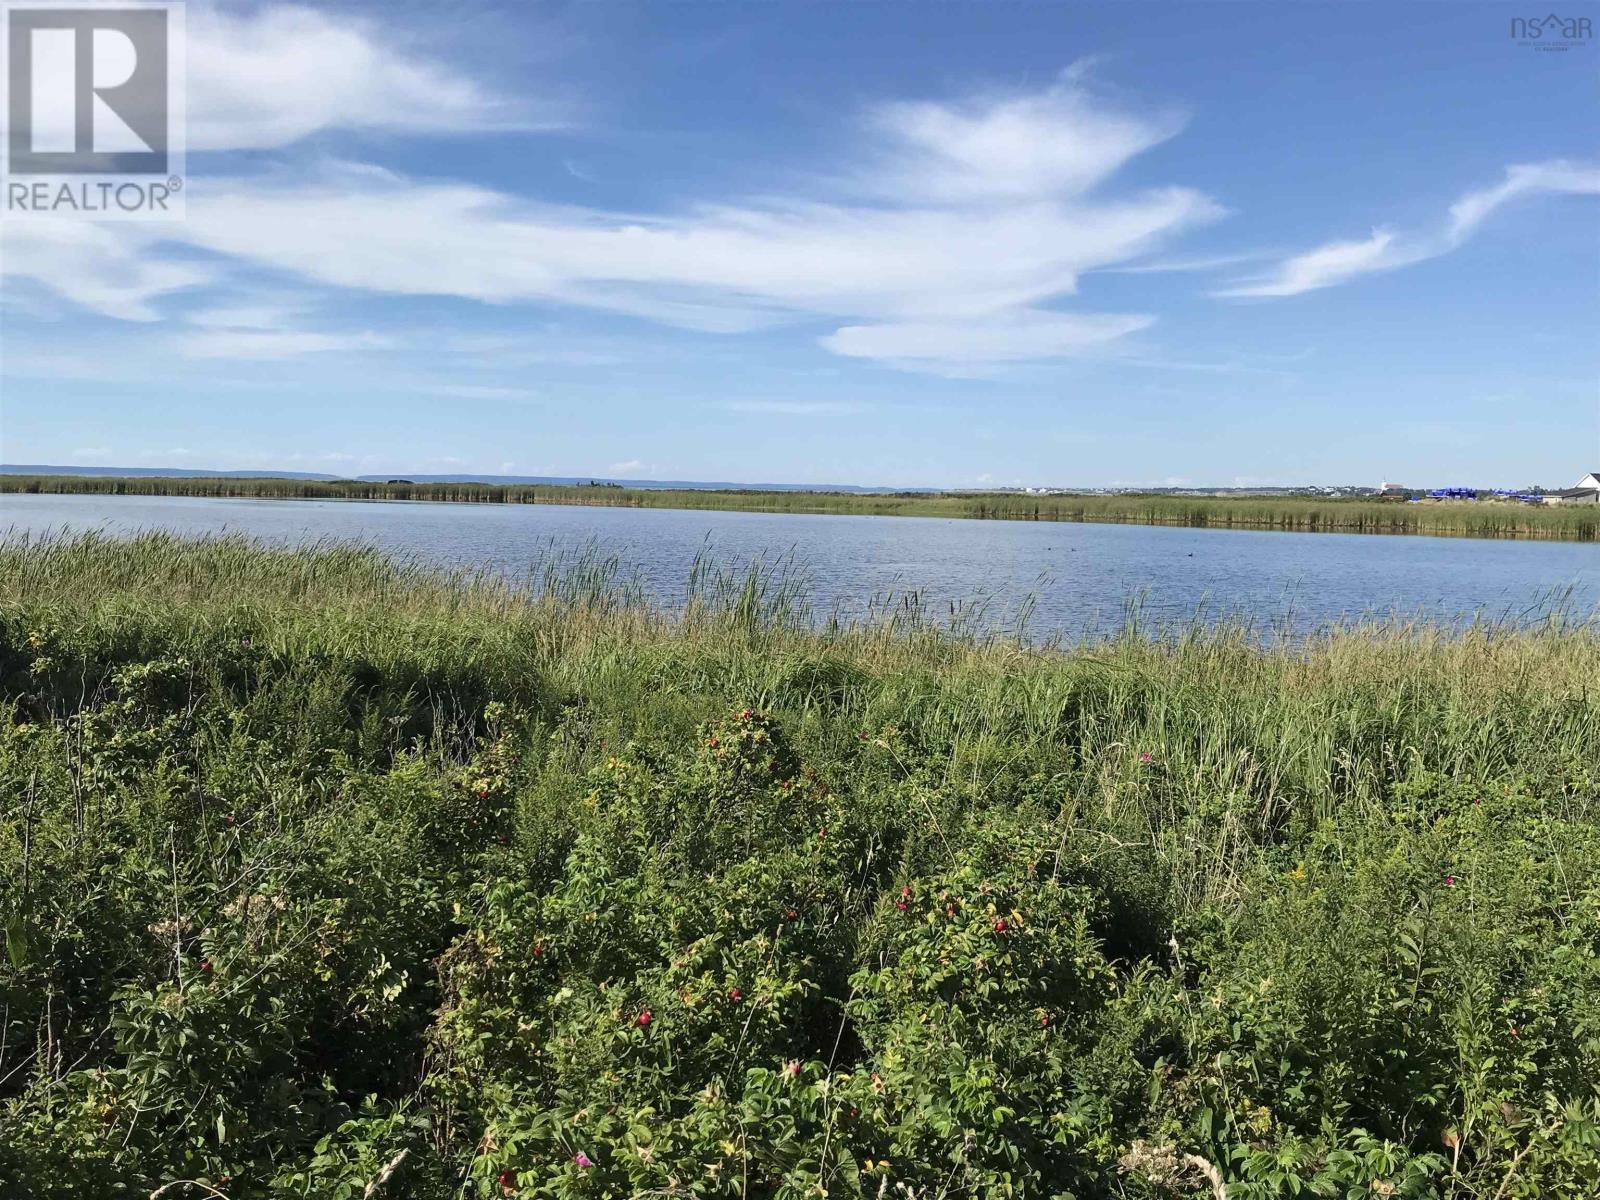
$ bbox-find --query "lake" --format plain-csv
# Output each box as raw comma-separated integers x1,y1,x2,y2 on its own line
2,492,1595,639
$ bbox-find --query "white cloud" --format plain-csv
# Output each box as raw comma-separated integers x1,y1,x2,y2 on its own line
1217,229,1420,298
186,302,303,330
186,3,539,151
860,65,1185,204
160,168,1212,334
0,72,1215,370
1099,250,1270,275
1220,160,1600,298
176,328,394,359
607,459,646,474
0,221,206,320
822,310,1154,368
0,4,536,156
1447,160,1600,239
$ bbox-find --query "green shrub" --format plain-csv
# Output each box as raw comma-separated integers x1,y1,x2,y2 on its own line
1,533,1596,1197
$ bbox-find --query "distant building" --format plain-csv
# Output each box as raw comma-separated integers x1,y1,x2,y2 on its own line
1544,472,1600,504
1376,481,1408,496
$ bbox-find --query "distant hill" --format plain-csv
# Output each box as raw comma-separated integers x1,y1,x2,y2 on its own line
1,464,340,480
0,465,933,493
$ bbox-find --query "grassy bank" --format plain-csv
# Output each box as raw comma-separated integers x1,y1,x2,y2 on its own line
2,532,1598,1199
5,472,1596,541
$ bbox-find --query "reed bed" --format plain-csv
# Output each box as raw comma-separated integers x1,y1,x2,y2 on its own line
6,472,1594,540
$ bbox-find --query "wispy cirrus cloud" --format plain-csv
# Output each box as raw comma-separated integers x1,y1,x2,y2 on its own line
176,328,395,360
2,3,543,158
1218,160,1600,298
1,63,1214,372
1098,250,1273,275
1446,160,1600,239
822,310,1154,372
175,297,393,359
0,221,208,321
186,2,546,150
857,63,1185,204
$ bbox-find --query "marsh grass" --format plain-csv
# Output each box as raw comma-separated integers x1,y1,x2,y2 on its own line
6,473,1595,540
2,532,1598,1197
7,530,1598,875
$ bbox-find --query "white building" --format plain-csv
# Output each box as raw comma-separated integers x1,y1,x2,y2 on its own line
1545,472,1600,504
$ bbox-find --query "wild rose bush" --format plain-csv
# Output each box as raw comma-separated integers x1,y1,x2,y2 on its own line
2,535,1598,1198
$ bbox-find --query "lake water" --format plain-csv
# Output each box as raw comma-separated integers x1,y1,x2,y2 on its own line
2,492,1595,639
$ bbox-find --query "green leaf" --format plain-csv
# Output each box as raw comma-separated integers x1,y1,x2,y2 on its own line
5,914,31,969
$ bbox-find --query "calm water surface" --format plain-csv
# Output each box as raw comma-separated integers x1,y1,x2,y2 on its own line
2,492,1595,639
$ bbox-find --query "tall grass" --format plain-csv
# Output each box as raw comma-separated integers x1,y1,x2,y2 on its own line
3,532,1598,1196
5,530,1597,837
5,472,1594,540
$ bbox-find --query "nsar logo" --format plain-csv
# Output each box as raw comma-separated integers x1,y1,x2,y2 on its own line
1510,12,1593,50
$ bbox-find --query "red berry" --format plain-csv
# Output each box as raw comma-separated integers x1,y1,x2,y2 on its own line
785,909,797,920
895,900,907,912
637,1010,652,1026
200,960,213,973
945,904,956,917
993,919,1008,933
728,987,741,1002
532,944,544,956
498,1169,516,1192
1039,1013,1051,1027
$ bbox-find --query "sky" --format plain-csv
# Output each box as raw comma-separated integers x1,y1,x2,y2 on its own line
1,0,1597,489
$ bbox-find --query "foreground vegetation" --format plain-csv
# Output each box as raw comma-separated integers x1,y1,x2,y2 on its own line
2,532,1598,1199
5,473,1596,541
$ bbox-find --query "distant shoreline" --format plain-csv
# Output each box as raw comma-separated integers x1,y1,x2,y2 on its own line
2,473,1594,542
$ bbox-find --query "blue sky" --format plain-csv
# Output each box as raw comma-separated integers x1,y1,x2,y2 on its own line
1,0,1596,488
